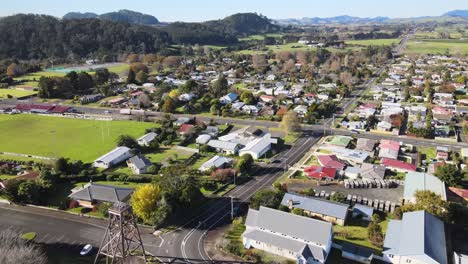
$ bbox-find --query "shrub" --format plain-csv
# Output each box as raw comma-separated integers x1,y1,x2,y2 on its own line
69,200,79,209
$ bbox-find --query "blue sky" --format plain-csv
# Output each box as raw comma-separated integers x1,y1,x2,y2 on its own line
2,0,468,22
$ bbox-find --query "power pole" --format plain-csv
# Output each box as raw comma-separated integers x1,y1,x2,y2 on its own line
94,202,147,264
230,196,234,220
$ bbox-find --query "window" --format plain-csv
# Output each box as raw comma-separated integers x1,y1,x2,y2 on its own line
406,259,411,263
389,254,394,258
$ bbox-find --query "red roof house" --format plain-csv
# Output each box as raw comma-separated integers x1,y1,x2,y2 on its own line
381,158,416,172
317,155,345,170
379,140,400,151
448,187,468,201
178,124,195,136
304,166,336,180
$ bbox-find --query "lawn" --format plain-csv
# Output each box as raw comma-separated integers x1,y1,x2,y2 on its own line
346,38,400,46
405,39,468,55
239,33,283,42
105,64,130,75
0,114,155,162
333,217,389,252
419,147,436,163
0,88,37,98
146,147,193,164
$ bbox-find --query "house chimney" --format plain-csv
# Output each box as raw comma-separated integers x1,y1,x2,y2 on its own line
288,199,293,208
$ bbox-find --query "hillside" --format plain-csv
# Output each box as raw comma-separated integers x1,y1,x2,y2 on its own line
63,9,159,25
443,10,468,18
0,14,170,59
204,13,280,35
276,16,390,25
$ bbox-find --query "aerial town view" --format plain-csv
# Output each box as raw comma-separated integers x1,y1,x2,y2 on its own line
0,1,468,263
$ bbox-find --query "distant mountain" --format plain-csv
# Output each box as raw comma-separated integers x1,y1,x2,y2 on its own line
63,12,98,20
276,15,390,25
443,10,468,18
204,13,280,35
63,9,159,25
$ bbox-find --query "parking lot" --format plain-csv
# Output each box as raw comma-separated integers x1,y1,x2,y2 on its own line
287,180,404,204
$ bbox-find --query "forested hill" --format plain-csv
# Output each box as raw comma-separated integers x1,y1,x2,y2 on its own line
203,13,280,35
63,9,159,25
163,13,280,45
0,14,170,60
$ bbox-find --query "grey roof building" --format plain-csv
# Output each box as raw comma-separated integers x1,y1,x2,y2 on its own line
383,210,447,264
360,163,386,180
127,154,152,174
93,146,133,169
207,140,239,153
403,172,447,203
137,132,157,146
243,206,333,264
69,182,133,204
198,155,233,172
356,138,377,152
281,193,349,225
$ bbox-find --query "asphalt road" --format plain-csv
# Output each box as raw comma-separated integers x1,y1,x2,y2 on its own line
0,204,163,260
149,135,320,262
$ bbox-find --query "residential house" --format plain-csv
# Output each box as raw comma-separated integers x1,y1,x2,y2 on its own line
69,182,133,209
383,211,447,264
174,117,193,126
436,146,449,161
260,95,275,104
448,187,468,202
327,136,352,148
196,134,211,145
137,132,157,147
207,140,239,155
220,93,238,104
127,155,152,175
378,140,400,160
356,138,376,152
202,126,219,137
0,171,40,189
344,167,360,179
304,166,336,180
317,155,345,171
360,163,386,180
403,172,446,203
377,121,392,132
242,206,333,264
242,105,259,114
199,155,233,172
281,193,349,226
381,158,416,173
93,146,133,169
432,106,453,121
294,105,308,117
80,94,103,104
239,134,272,160
178,124,195,137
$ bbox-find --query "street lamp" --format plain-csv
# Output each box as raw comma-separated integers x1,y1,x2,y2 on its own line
230,196,235,220
322,115,325,135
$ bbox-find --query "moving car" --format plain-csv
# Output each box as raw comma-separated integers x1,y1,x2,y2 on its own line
80,244,93,256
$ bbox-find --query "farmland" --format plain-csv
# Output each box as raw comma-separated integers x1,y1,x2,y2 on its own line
345,38,400,46
405,39,468,55
0,114,155,162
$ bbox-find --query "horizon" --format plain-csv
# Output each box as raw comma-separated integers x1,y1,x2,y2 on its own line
2,0,468,22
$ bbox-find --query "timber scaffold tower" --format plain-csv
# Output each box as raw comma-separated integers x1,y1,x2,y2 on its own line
94,202,147,264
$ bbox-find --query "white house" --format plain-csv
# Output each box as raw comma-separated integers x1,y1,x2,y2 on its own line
198,155,233,172
93,147,133,169
383,211,447,264
243,206,333,264
137,132,158,146
207,140,239,155
239,134,272,159
294,105,308,117
126,155,152,174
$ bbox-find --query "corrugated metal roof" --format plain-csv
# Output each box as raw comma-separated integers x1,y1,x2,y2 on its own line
207,140,239,151
384,211,447,264
95,146,131,164
281,193,349,220
69,183,133,203
403,172,446,201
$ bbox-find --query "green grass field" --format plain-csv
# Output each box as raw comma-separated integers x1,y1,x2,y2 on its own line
237,43,356,55
346,38,400,46
405,39,468,55
0,89,37,98
239,33,283,42
0,115,155,162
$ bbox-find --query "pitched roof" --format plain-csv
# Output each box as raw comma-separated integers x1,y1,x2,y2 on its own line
95,146,131,164
69,182,134,203
199,155,233,171
384,211,447,264
381,158,416,172
304,166,336,179
239,134,271,155
404,172,447,201
317,155,345,169
352,204,374,218
207,140,239,151
360,163,386,180
281,193,349,220
356,138,377,152
137,132,157,143
127,155,152,170
379,140,400,151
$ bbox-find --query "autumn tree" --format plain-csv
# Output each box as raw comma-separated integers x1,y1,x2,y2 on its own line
127,53,139,63
131,184,162,225
136,71,148,84
280,111,301,136
162,97,176,113
6,63,23,77
252,54,267,72
162,56,181,68
339,71,353,88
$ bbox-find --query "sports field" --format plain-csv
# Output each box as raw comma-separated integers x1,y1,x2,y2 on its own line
0,89,37,99
0,115,155,162
405,39,468,55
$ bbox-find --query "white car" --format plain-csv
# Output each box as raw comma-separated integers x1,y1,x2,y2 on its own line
80,244,93,256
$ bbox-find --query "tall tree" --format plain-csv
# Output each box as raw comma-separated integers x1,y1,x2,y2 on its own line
280,111,301,136
210,75,228,97
402,190,451,222
130,184,162,225
435,164,462,187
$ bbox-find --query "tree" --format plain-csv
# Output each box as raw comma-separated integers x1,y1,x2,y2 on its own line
136,71,148,84
301,188,315,197
17,181,41,204
161,97,176,113
76,72,93,93
138,93,151,108
94,68,110,85
127,69,136,84
116,135,139,149
249,189,282,210
0,229,47,264
435,164,462,187
6,63,22,77
291,208,304,216
402,190,451,222
130,184,162,224
210,75,228,97
236,154,254,175
280,111,300,136
54,157,69,174
240,91,255,105
367,216,384,247
330,192,347,203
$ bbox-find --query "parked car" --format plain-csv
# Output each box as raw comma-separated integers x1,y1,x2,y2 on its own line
80,244,93,256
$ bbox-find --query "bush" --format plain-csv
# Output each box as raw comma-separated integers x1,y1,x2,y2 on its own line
68,200,79,209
